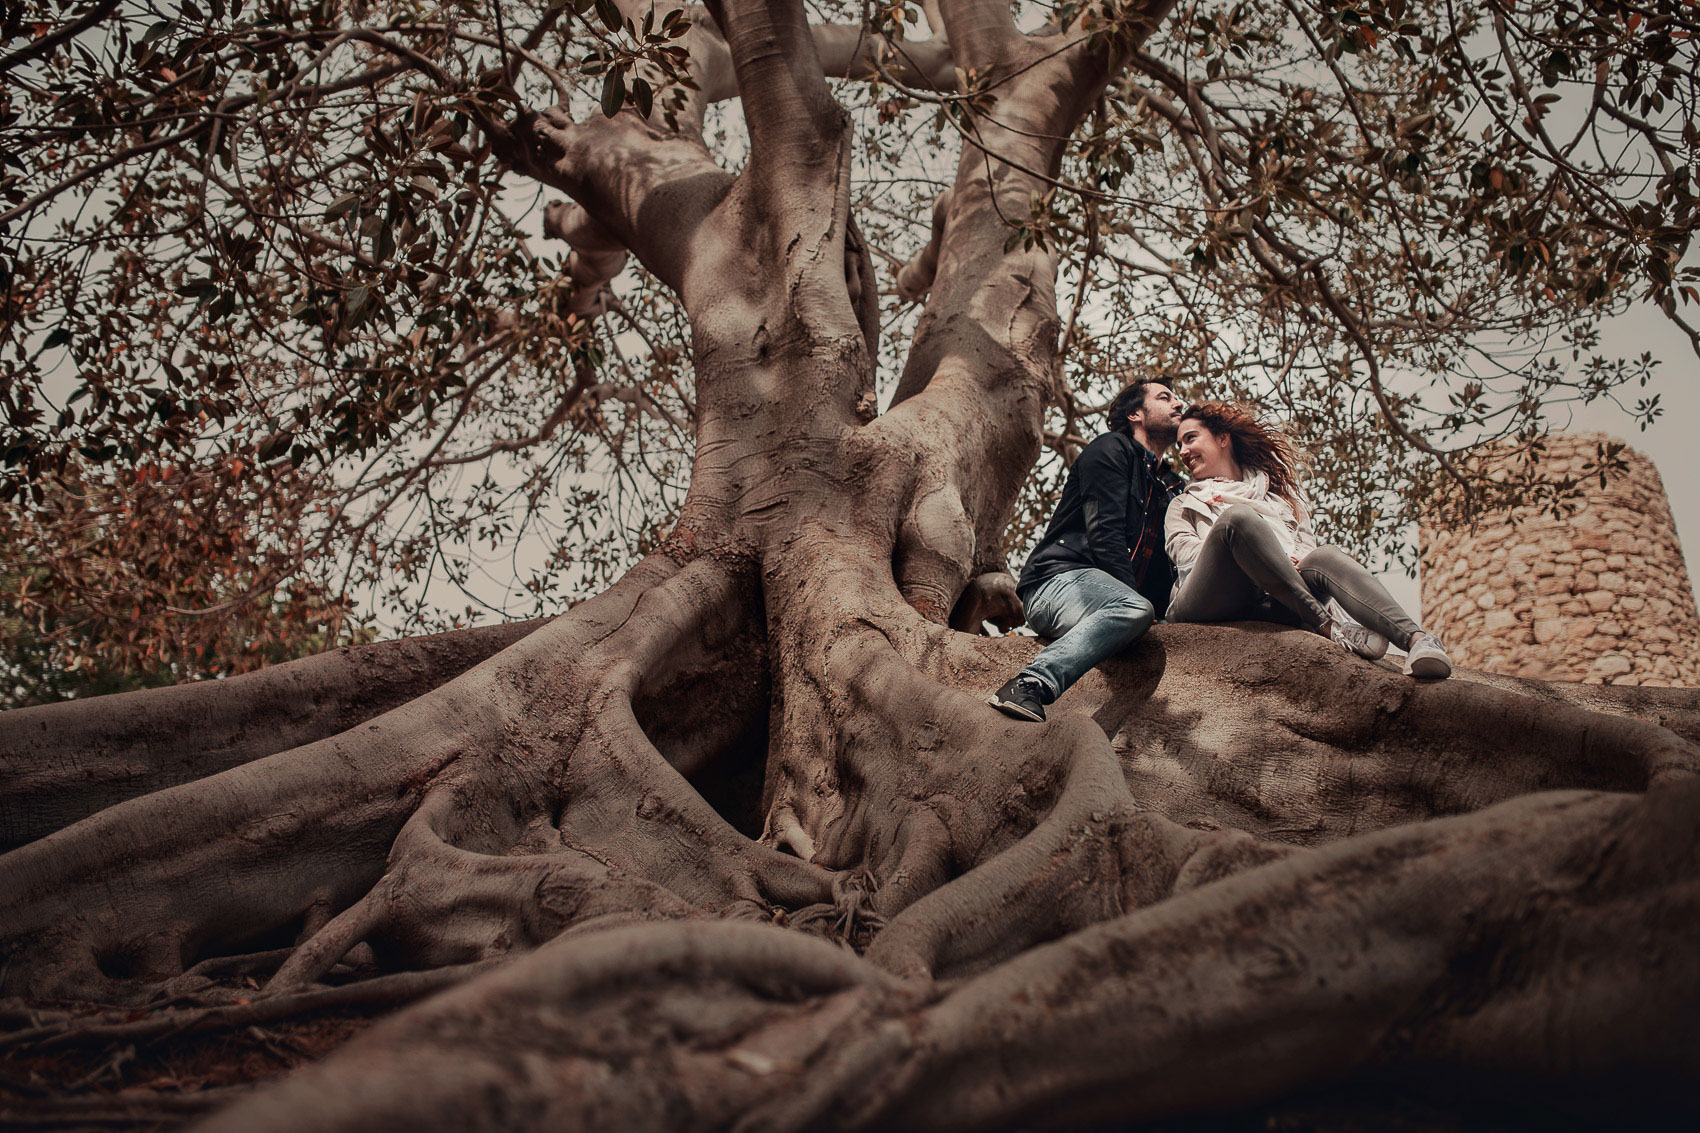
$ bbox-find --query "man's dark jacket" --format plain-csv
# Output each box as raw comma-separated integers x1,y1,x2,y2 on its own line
1017,431,1184,616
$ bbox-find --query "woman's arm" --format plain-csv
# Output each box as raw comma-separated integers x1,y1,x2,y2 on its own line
1292,491,1319,561
1165,495,1206,579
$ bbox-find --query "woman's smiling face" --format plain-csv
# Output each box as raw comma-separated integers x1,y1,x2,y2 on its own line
1177,420,1236,479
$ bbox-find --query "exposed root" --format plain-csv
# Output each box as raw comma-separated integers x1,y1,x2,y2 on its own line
191,922,911,1133
5,525,1696,1133
2,962,497,1054
1451,668,1700,746
2,1085,249,1130
763,550,1301,979
2,554,784,1002
864,783,1700,1132
266,888,389,992
768,807,817,861
237,555,838,994
1086,623,1700,843
0,620,546,850
863,710,1131,978
168,780,1700,1132
895,619,1700,844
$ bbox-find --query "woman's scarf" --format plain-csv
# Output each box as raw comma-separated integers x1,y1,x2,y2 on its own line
1174,469,1306,560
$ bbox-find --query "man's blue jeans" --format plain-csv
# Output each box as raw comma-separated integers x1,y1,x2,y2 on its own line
1017,568,1156,701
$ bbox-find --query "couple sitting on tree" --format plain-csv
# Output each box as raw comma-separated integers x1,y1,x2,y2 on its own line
990,378,1454,723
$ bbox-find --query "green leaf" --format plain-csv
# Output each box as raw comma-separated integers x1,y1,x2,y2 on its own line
631,78,653,120
325,194,360,221
601,73,625,118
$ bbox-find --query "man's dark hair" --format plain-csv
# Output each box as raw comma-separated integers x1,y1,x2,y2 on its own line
1107,377,1175,434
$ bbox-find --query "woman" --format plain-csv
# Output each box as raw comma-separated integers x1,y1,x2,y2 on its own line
1163,402,1453,678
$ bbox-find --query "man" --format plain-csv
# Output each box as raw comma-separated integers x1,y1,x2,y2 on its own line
990,378,1186,722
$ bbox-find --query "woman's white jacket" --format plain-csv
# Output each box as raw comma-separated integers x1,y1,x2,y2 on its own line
1164,470,1317,595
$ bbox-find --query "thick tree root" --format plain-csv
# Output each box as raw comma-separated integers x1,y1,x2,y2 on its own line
1453,669,1700,745
881,618,1700,843
0,553,832,1004
1,963,496,1055
3,1086,251,1131
858,782,1700,1132
1084,624,1700,842
0,620,546,850
158,779,1699,1132
5,537,1696,1130
191,922,911,1133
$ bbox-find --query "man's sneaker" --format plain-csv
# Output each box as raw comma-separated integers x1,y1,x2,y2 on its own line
989,676,1048,722
1403,634,1453,679
1329,620,1389,661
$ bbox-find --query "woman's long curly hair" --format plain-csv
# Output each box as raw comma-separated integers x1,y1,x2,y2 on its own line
1181,401,1308,510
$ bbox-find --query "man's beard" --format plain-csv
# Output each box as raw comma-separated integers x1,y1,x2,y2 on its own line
1145,417,1179,451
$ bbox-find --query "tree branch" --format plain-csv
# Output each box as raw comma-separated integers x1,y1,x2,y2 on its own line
504,101,729,304
895,191,953,301
933,0,1021,69
542,201,630,319
808,25,955,92
703,0,847,181
0,0,120,77
894,3,1182,402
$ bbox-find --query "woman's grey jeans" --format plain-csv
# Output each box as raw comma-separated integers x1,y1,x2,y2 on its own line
1167,505,1422,649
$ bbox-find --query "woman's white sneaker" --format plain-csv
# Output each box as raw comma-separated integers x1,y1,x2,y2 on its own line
1403,635,1452,679
1329,621,1389,660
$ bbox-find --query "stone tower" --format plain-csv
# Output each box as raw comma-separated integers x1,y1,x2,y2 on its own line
1419,431,1699,686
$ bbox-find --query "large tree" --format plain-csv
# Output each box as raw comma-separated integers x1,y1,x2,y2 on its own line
3,0,1699,1128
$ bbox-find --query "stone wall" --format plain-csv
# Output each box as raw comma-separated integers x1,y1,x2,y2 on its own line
1419,431,1700,686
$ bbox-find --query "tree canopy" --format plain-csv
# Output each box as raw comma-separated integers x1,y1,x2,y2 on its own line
3,0,1696,664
